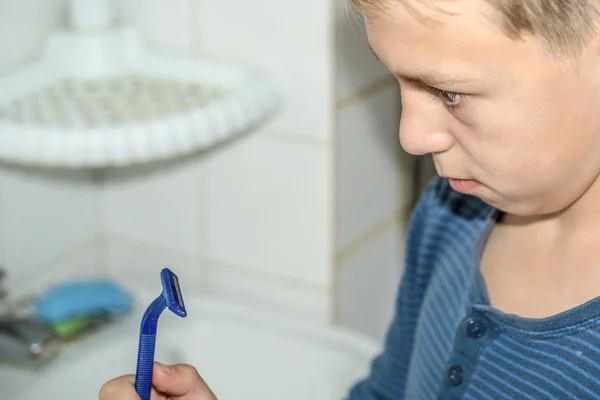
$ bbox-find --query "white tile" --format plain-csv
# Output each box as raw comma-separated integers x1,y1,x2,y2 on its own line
207,259,331,322
336,221,405,341
205,134,332,286
337,84,412,250
105,236,205,294
0,167,97,278
126,0,193,54
0,0,62,73
103,154,207,258
194,0,334,139
335,2,390,100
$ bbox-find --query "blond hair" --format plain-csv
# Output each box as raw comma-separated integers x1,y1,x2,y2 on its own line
349,0,599,56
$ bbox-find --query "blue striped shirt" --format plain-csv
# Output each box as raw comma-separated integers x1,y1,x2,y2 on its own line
348,176,600,399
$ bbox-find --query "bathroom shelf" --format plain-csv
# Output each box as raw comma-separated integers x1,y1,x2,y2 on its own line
0,28,282,168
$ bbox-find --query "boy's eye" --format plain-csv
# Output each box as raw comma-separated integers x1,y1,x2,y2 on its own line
440,90,461,104
429,88,465,110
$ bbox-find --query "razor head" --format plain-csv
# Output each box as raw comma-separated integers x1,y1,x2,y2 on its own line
160,268,187,318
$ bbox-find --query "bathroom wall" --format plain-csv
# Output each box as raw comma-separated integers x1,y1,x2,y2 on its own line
334,4,413,340
0,0,100,300
0,0,412,342
98,0,336,322
118,0,413,339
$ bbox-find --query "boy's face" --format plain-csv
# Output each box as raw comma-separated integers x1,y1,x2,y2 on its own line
366,0,600,216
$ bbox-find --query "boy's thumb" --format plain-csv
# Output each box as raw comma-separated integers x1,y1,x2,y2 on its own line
152,362,218,399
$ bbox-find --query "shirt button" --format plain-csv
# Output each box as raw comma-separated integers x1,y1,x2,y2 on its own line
466,318,486,338
447,365,463,386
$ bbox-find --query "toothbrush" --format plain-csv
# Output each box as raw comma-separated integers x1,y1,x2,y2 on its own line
135,268,187,400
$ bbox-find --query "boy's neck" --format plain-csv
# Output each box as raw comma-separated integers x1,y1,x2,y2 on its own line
481,175,600,318
500,174,600,242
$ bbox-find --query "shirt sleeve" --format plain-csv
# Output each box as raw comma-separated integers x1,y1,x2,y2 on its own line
346,179,437,400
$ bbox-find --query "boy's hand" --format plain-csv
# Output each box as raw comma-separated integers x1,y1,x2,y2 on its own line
99,362,218,400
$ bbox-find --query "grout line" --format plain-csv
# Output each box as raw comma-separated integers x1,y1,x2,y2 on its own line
92,170,109,275
0,168,5,270
106,234,204,262
197,145,210,291
331,0,343,325
189,0,199,54
198,256,212,291
104,235,327,297
7,238,100,299
94,234,109,273
336,75,396,109
335,207,408,267
20,236,98,283
206,257,330,295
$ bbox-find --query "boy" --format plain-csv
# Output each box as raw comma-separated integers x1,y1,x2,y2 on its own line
99,0,600,398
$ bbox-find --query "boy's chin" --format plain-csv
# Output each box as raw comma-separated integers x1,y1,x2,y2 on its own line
467,188,537,216
448,181,568,217
481,193,565,218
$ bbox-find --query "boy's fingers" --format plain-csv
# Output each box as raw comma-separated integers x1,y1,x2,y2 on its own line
152,362,218,399
99,373,167,400
98,363,216,400
98,374,138,400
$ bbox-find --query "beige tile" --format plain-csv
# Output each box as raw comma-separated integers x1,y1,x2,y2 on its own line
205,133,332,286
336,221,405,341
336,84,413,251
334,2,389,101
103,154,208,258
0,167,97,277
194,0,334,139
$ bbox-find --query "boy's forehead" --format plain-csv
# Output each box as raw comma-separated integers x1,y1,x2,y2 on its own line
365,0,499,62
367,0,485,23
365,0,502,40
395,0,461,21
364,0,552,87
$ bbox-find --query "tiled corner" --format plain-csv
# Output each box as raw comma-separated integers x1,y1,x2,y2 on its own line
125,0,194,54
335,1,390,101
205,133,332,287
194,0,334,139
6,237,100,300
105,235,206,294
336,84,412,251
103,154,208,258
206,259,331,322
0,167,97,280
336,220,406,341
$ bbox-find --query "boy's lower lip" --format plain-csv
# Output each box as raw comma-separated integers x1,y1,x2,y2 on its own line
448,178,479,193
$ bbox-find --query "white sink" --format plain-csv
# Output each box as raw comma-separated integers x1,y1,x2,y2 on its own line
0,294,379,399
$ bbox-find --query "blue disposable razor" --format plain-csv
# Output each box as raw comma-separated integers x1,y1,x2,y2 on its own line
135,268,187,400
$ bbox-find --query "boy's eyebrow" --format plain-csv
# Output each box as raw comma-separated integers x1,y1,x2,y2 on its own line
368,45,473,87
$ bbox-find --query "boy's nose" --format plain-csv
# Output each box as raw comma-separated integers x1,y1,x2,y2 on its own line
398,96,455,156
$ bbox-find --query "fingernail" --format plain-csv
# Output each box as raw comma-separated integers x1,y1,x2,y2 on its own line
155,361,174,373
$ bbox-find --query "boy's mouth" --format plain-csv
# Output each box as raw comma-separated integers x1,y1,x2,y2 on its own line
447,178,479,194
